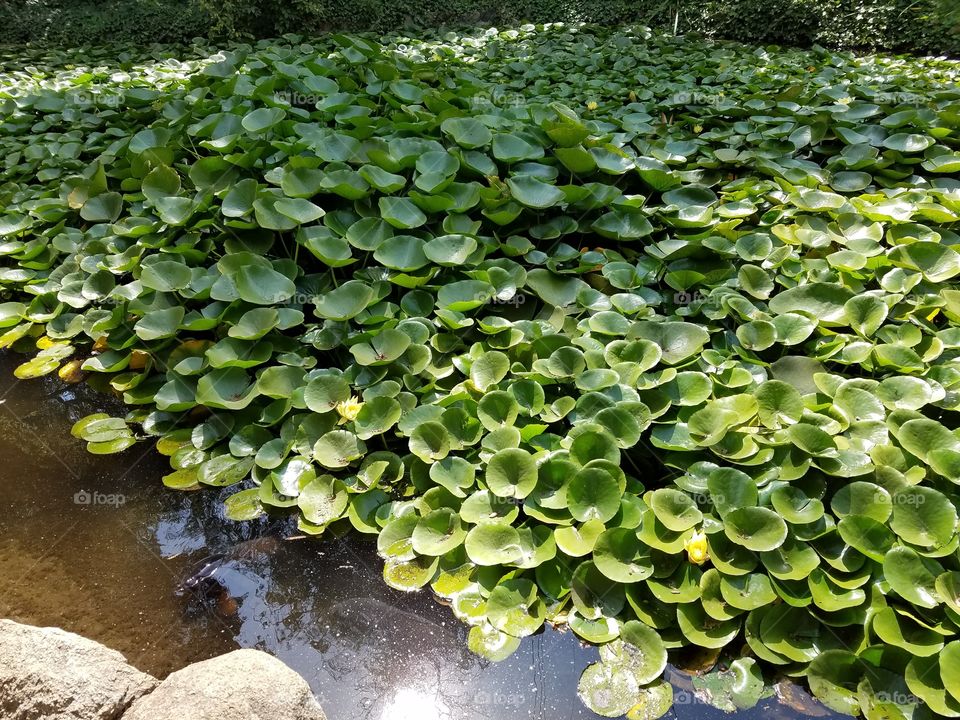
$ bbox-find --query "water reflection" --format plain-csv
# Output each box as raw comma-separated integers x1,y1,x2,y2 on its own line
0,352,838,720
170,528,602,719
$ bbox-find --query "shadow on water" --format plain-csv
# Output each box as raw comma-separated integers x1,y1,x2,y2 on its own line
0,351,838,720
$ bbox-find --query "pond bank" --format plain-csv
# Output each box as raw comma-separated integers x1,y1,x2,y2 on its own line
0,618,326,720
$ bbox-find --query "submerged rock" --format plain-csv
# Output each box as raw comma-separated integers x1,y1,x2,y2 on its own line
0,619,157,720
122,648,326,720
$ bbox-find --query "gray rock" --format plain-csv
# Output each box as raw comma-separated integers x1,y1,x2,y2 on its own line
0,619,157,720
122,648,326,720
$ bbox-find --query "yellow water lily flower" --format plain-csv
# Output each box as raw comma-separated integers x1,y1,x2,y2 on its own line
693,124,703,134
336,395,363,423
628,91,637,102
58,360,86,384
586,101,598,111
129,350,150,370
685,529,709,565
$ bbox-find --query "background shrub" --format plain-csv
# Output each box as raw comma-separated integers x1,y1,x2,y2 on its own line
0,0,957,57
0,0,209,45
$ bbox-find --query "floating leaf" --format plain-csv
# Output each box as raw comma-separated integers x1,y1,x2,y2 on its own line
724,507,788,551
464,523,522,566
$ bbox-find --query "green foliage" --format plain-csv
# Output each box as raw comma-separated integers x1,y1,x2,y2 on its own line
689,0,959,55
0,0,957,54
0,0,208,46
3,23,960,718
190,0,960,55
195,0,330,40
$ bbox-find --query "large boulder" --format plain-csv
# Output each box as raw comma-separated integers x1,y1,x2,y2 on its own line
0,620,157,720
122,648,326,720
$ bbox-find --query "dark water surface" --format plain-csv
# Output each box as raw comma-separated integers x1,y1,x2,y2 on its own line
0,352,835,720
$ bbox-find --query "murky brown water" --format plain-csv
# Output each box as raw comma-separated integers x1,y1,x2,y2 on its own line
0,354,239,675
0,351,837,720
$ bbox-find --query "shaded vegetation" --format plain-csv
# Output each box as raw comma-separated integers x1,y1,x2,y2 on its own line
0,0,956,54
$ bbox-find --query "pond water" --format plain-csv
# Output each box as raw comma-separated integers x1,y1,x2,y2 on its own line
0,351,837,720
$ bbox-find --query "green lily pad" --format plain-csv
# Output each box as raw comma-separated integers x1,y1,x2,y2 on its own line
464,523,523,566
649,488,702,532
807,650,867,715
890,486,957,548
486,578,546,638
601,620,668,685
593,528,654,583
723,507,788,551
883,545,940,609
568,467,623,523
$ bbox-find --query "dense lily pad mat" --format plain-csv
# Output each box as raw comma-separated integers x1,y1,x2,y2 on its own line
3,23,960,718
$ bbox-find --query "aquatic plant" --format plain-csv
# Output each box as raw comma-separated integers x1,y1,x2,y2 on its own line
2,24,960,718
